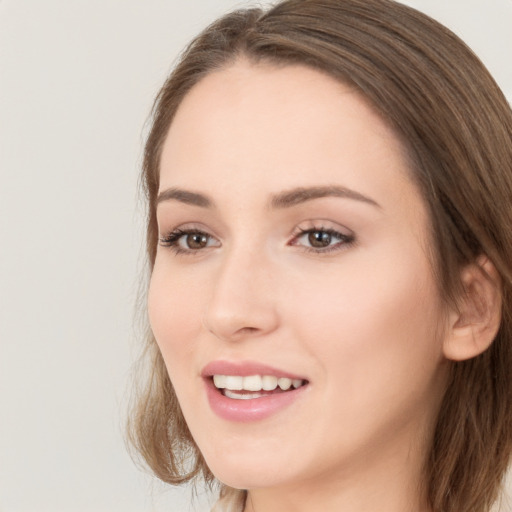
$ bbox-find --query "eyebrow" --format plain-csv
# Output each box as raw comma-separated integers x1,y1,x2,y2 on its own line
270,185,381,209
156,187,212,208
156,185,380,210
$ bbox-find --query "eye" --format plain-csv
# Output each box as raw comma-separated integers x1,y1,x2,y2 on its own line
291,226,355,253
159,228,220,254
306,230,335,248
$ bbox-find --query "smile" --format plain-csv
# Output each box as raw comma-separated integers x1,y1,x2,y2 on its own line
213,374,305,398
202,361,309,421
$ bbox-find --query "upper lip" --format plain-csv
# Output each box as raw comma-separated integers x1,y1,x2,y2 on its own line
201,360,308,381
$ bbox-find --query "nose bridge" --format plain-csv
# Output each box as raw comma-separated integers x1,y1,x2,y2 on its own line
203,239,278,341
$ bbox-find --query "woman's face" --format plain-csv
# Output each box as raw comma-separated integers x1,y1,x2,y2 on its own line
149,61,450,492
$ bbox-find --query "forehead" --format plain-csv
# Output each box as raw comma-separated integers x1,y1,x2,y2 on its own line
159,60,419,215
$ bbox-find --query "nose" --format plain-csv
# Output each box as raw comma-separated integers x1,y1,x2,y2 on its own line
202,246,280,343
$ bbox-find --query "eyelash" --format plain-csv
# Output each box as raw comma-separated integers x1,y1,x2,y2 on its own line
291,226,355,254
158,228,217,255
158,226,355,255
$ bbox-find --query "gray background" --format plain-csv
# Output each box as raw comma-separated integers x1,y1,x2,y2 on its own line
1,1,511,511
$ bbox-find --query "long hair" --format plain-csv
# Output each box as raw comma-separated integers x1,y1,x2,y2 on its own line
127,1,512,510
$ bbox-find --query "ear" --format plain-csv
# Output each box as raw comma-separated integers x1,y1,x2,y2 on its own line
443,256,502,361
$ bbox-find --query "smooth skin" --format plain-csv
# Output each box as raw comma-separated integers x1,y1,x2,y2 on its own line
148,61,500,512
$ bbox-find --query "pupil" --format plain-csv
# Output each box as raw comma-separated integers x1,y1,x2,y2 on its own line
309,231,331,248
187,233,207,249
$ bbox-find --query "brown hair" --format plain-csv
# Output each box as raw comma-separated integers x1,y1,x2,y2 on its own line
128,1,512,510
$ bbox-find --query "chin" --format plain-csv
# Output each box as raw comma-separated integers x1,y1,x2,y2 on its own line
212,468,287,491
202,447,297,490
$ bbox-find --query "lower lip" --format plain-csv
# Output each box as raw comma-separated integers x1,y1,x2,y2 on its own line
204,378,308,423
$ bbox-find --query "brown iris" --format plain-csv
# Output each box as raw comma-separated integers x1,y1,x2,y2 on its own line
308,231,332,248
187,232,209,249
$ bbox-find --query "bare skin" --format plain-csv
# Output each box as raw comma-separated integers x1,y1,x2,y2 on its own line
149,60,457,512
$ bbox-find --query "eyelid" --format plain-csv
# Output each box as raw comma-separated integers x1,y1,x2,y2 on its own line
288,221,355,253
158,224,221,255
158,220,355,256
289,219,353,239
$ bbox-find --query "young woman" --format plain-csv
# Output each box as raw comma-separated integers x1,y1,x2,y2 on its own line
128,1,512,511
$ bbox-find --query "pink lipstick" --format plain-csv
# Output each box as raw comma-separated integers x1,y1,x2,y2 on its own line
202,360,309,422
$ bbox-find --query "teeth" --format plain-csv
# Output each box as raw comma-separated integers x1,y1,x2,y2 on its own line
243,375,262,391
292,379,302,389
224,376,243,390
262,375,278,391
224,390,264,400
213,375,227,389
212,374,304,392
278,377,292,390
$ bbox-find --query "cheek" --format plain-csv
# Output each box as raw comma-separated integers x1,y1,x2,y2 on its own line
147,263,205,377
286,250,446,417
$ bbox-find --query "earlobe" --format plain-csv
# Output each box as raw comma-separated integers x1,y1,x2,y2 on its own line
443,256,502,361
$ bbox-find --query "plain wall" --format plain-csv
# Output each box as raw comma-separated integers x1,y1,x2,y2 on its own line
1,1,511,511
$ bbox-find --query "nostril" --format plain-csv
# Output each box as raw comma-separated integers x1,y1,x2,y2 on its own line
239,326,258,334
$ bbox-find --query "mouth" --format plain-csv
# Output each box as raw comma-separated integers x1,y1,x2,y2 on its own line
211,374,306,400
201,361,309,422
